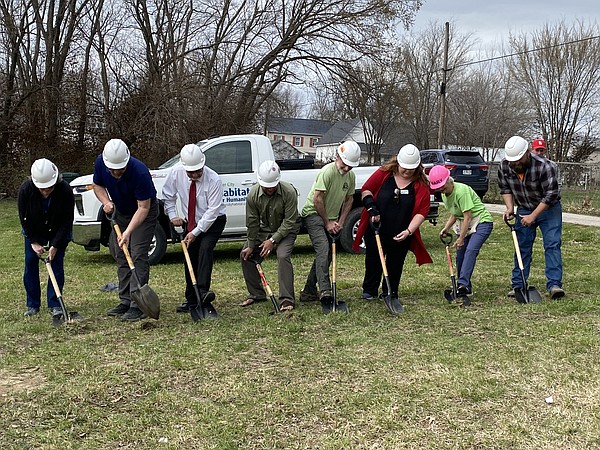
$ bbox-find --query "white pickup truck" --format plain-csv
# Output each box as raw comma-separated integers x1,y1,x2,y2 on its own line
70,134,439,264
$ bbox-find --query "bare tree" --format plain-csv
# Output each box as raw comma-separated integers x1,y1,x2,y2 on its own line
508,20,600,161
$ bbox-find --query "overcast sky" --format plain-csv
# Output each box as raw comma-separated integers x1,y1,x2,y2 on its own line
410,0,598,50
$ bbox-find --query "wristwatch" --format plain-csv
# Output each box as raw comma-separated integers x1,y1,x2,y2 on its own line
269,237,276,245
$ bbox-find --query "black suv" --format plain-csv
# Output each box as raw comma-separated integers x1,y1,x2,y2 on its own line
420,149,490,199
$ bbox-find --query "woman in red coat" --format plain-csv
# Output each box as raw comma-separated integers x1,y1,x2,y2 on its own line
353,145,432,309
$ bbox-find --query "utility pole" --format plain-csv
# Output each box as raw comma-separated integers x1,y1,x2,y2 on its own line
437,21,450,149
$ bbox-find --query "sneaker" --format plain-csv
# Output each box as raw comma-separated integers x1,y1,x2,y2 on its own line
121,307,146,322
51,307,64,317
361,292,376,301
176,302,190,313
107,303,129,316
24,307,40,316
457,286,471,297
507,289,516,298
549,286,565,299
299,290,318,302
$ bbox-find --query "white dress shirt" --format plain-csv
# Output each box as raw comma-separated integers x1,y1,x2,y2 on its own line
162,164,226,236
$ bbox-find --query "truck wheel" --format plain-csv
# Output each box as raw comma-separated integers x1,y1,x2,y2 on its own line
148,224,167,265
108,224,167,266
340,208,365,254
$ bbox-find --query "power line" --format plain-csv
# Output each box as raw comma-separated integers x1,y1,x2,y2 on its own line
450,35,600,71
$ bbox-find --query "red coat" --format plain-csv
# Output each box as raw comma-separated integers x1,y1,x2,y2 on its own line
352,168,433,265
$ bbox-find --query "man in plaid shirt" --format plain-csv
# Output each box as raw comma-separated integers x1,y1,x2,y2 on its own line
498,135,565,299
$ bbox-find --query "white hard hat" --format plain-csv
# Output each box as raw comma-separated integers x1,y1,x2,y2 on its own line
103,139,130,169
397,144,421,169
31,158,59,188
337,141,361,167
257,160,281,188
504,136,528,162
180,144,205,171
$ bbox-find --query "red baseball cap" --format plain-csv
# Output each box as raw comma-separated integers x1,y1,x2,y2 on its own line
532,138,546,150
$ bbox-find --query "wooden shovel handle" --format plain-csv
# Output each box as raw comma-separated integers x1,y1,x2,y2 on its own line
113,223,135,270
44,259,62,298
374,232,389,277
181,241,198,285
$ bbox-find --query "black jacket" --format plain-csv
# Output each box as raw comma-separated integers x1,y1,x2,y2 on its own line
18,179,74,249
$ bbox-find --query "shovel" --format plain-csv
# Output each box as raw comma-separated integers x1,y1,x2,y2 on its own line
440,233,458,303
181,240,206,322
42,256,84,326
504,216,543,304
112,220,161,319
370,221,403,315
252,258,281,315
440,234,470,306
330,233,349,314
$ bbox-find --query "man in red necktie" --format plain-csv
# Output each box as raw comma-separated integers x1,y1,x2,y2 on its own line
162,144,227,319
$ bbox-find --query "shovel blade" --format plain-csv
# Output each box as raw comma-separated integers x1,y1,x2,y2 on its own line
444,288,455,303
333,301,350,314
527,286,543,303
383,296,404,315
132,284,160,319
514,287,528,304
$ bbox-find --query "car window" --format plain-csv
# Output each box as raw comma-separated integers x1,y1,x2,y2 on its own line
204,140,252,174
444,152,484,164
420,152,439,164
158,154,180,169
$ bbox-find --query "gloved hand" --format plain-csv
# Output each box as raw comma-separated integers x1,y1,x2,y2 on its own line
362,195,380,217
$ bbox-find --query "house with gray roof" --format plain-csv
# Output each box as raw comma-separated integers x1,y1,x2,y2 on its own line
266,117,334,156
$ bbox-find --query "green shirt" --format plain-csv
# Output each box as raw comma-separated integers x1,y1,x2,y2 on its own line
245,181,300,248
443,182,493,222
301,162,356,220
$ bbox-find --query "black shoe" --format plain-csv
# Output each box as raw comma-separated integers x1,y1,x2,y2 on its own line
320,296,333,314
201,291,216,305
122,307,147,322
457,285,471,297
107,303,129,316
176,302,190,313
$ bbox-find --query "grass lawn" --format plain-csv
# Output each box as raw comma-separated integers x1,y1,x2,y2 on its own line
1,198,600,449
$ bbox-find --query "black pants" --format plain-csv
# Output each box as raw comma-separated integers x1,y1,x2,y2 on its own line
362,229,411,297
184,215,226,304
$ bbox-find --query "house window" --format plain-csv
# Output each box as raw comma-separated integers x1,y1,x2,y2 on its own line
310,138,319,147
273,134,285,141
293,136,303,146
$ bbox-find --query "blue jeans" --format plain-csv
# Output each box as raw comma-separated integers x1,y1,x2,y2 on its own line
512,202,563,291
456,221,493,292
23,236,65,309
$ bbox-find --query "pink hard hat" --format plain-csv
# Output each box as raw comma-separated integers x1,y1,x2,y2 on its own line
429,165,451,189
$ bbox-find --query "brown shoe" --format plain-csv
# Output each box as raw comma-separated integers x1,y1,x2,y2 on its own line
549,286,565,299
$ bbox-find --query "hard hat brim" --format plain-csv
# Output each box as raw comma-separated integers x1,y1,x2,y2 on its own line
258,179,279,188
32,177,58,189
504,150,527,162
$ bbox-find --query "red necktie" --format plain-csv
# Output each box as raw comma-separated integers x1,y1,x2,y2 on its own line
187,181,196,232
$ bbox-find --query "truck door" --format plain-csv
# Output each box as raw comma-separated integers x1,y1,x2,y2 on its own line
203,138,257,233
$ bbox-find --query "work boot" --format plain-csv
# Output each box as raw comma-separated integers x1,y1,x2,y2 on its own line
320,291,333,314
299,290,318,302
507,289,516,298
51,307,63,317
549,286,565,299
24,307,40,316
121,307,146,322
107,303,129,316
176,302,190,313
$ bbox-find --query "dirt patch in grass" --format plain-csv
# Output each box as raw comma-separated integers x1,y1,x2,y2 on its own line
0,367,46,398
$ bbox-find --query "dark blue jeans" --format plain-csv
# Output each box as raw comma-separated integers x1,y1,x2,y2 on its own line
456,221,493,292
23,236,65,309
512,202,563,291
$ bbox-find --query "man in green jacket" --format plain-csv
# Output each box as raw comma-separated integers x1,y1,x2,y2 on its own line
240,160,300,311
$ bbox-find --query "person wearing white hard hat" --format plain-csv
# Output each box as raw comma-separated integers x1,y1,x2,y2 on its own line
239,160,300,311
18,159,74,317
93,138,159,321
499,135,564,299
299,140,360,313
162,143,227,318
353,144,432,311
430,165,494,304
